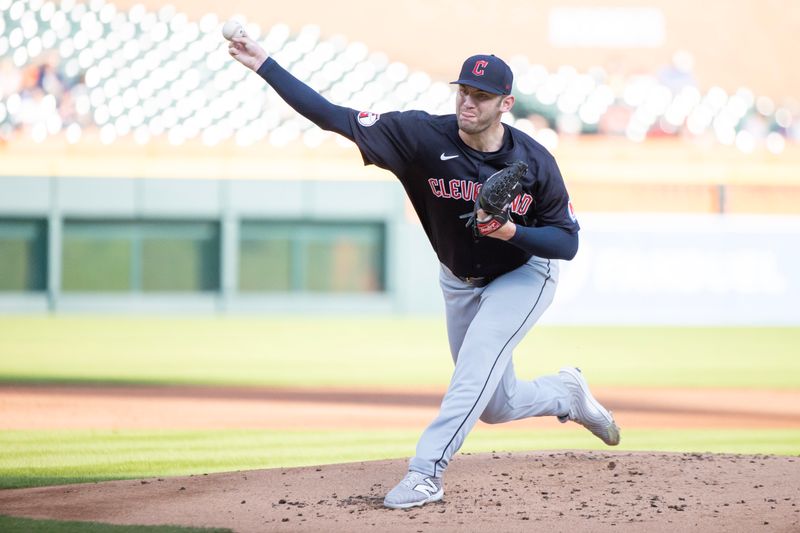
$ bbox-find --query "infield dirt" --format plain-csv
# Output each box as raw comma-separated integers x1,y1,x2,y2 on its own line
0,451,799,532
1,384,800,531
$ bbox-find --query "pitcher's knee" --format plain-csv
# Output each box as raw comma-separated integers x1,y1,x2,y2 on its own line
479,409,508,424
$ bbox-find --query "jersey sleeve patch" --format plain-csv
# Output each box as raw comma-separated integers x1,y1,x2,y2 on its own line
567,197,578,223
357,111,380,127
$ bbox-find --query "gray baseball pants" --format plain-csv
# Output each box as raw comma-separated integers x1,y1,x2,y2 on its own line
409,256,571,477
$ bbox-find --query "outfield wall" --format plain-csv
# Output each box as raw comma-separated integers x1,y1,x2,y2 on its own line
544,214,800,326
0,176,798,325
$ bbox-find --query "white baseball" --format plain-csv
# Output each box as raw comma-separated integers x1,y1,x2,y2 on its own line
222,20,245,40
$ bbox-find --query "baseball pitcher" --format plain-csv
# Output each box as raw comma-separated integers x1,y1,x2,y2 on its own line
227,31,620,510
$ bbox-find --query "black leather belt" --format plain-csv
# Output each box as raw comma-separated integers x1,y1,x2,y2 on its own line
457,275,497,288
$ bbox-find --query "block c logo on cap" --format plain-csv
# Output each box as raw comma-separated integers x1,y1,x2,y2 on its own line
472,60,488,76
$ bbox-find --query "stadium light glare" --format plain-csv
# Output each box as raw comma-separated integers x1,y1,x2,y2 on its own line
142,96,158,117
161,107,178,128
9,1,24,21
99,3,115,24
296,24,321,52
198,13,218,33
31,123,47,143
99,123,116,144
546,71,568,96
704,86,728,113
140,12,157,32
0,103,6,123
73,30,89,51
664,105,685,127
408,72,431,93
713,124,736,145
128,3,146,23
89,87,105,108
386,62,409,82
84,66,101,88
369,51,389,70
26,37,42,59
108,95,124,118
726,94,750,119
12,48,28,68
133,125,150,144
89,0,104,12
766,132,786,154
78,48,95,69
535,86,557,106
5,94,20,115
75,94,90,115
9,27,24,49
169,12,187,32
158,4,175,22
21,12,39,40
735,130,756,153
168,126,185,145
61,0,76,11
643,85,672,116
148,116,165,136
70,3,88,22
775,108,792,129
201,127,221,146
114,115,131,136
122,86,138,109
516,73,537,95
39,2,56,22
103,78,120,99
63,58,80,78
513,118,536,137
625,124,647,143
0,0,12,11
150,21,168,43
622,79,649,107
578,104,601,125
41,28,56,49
534,128,559,151
500,113,515,127
755,96,775,116
264,23,291,54
65,123,82,144
128,106,144,127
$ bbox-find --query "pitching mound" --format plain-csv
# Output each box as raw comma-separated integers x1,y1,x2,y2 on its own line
1,451,798,532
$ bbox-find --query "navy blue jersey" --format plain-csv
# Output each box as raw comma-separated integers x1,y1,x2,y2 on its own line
347,110,579,278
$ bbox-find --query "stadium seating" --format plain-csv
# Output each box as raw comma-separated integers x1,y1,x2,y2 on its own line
0,0,796,155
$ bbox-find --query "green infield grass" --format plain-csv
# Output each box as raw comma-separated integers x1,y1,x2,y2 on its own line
0,317,798,389
1,428,799,489
0,516,230,533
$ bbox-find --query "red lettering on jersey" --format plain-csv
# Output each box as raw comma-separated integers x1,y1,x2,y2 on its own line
473,183,482,200
509,193,533,215
516,194,533,215
439,179,452,199
449,179,462,200
428,178,442,197
472,60,489,76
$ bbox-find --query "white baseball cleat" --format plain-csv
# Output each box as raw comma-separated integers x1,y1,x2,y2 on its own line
558,367,621,446
383,471,443,509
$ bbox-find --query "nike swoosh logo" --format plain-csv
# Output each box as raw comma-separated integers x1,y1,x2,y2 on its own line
440,153,459,161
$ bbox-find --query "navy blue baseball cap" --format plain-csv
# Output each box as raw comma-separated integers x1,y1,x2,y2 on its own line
451,54,513,95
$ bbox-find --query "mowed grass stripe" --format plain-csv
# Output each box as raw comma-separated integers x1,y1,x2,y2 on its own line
0,317,798,388
0,515,231,533
1,428,799,489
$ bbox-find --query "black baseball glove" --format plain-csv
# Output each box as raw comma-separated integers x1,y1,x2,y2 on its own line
461,160,528,237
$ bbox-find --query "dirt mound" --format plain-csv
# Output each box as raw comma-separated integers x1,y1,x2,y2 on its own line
1,451,798,532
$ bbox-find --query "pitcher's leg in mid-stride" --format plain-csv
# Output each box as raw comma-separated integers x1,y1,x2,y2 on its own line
383,259,620,509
